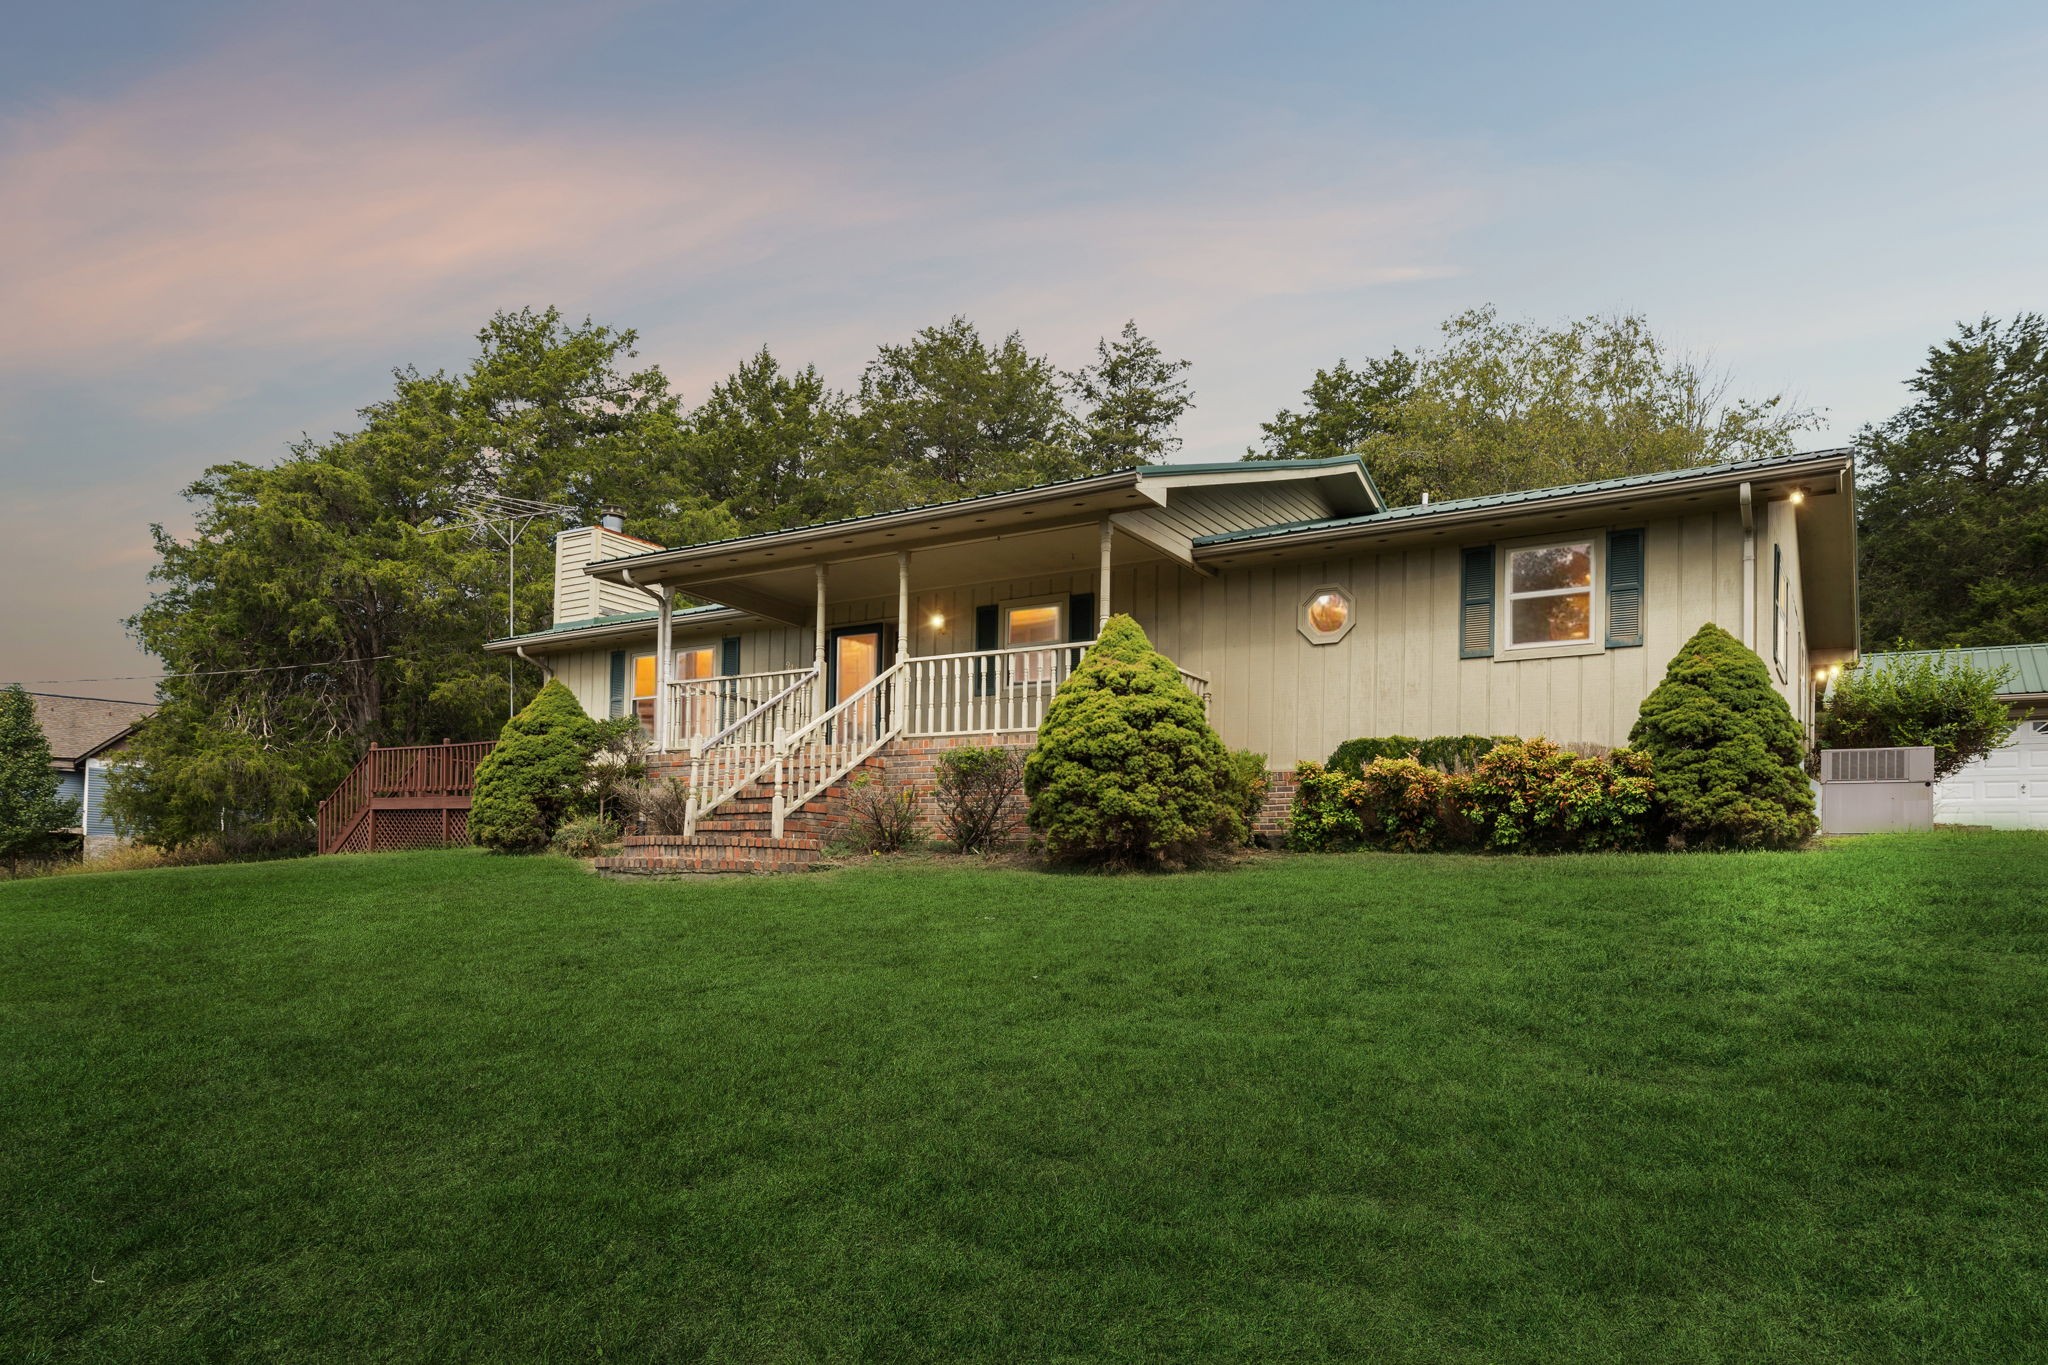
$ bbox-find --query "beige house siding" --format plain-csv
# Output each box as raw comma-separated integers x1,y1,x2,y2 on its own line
540,505,1808,766
553,526,663,623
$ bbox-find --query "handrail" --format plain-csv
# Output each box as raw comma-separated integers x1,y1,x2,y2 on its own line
694,667,818,751
770,660,907,836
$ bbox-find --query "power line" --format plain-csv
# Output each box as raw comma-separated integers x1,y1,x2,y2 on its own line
10,655,395,687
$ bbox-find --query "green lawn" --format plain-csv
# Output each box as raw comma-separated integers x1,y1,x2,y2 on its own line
3,836,2045,1363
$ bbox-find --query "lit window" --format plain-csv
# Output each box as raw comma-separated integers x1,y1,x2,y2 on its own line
1298,585,1355,644
1005,602,1064,684
1505,542,1594,647
1005,604,1062,646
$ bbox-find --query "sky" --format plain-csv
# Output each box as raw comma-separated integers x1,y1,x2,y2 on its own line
3,0,2045,701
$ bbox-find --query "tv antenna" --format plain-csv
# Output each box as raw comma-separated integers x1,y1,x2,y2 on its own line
432,491,579,716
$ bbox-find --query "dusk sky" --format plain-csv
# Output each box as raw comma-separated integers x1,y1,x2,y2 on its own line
4,0,2045,701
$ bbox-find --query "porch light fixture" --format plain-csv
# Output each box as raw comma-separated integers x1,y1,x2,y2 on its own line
1299,584,1355,645
929,612,946,628
1789,488,1806,505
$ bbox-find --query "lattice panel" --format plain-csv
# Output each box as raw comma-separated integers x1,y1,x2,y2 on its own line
367,808,467,852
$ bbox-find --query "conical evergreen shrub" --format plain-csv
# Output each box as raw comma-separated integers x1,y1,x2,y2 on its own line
1628,622,1816,849
471,681,604,852
1024,614,1242,867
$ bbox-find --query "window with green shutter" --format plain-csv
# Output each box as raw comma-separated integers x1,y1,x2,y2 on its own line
607,650,627,718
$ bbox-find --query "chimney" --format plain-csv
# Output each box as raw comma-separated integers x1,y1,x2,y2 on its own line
551,517,658,625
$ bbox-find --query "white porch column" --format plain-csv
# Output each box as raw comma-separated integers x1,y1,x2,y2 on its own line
896,552,911,663
654,584,674,752
1098,519,1113,630
813,563,828,710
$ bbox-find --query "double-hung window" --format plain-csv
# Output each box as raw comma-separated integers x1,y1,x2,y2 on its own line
1504,540,1596,648
1004,600,1064,684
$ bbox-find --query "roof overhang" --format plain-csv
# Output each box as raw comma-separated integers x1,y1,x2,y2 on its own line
483,606,749,656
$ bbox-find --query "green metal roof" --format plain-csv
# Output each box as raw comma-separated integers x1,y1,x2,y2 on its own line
1191,448,1855,548
487,603,733,649
1858,643,2048,697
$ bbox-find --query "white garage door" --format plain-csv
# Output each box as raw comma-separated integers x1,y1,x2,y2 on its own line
1936,720,2048,829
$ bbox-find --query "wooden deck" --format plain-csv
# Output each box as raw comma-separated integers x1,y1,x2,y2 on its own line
317,740,495,855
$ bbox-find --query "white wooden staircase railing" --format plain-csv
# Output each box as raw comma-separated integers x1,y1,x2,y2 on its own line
671,641,1214,840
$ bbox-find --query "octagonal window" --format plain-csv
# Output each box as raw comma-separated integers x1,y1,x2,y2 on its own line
1299,585,1354,644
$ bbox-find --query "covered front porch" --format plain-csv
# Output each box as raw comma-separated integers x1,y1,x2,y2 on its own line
606,511,1212,836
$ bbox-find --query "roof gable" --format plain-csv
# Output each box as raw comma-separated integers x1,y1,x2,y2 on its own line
29,693,155,766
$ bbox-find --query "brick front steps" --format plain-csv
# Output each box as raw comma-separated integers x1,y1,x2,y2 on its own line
592,757,883,876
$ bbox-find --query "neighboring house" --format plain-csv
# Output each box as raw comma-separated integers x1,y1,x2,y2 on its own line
1855,643,2048,830
28,693,155,852
485,449,1858,868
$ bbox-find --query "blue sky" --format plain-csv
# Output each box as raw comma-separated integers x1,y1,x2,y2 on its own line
3,0,2045,699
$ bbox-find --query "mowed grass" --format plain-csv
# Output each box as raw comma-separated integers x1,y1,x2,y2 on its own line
3,835,2046,1363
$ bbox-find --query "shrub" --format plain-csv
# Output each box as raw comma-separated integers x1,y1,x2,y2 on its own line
934,745,1024,853
1024,614,1242,868
470,681,604,853
1464,739,1655,852
1219,750,1272,843
1629,623,1816,849
845,769,919,853
1819,652,2016,781
1327,734,1509,777
1286,762,1368,851
624,776,693,836
550,814,622,858
584,719,648,823
1288,759,1473,852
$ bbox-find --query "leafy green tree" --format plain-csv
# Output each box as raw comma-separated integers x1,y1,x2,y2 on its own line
838,317,1078,509
0,685,78,873
684,347,849,531
470,681,606,852
114,309,734,849
1067,321,1193,471
1818,653,2017,781
1024,614,1243,867
1629,623,1816,849
1246,352,1415,461
1857,314,2048,647
1255,308,1816,504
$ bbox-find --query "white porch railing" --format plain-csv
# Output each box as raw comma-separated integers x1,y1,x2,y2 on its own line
663,643,1214,839
667,666,814,753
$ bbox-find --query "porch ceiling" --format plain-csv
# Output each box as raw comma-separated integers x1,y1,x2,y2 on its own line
666,521,1171,624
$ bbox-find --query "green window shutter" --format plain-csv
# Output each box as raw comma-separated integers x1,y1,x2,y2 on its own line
720,635,742,677
1606,529,1646,649
607,650,627,718
1771,545,1783,666
1459,546,1495,659
974,603,999,696
1066,592,1095,669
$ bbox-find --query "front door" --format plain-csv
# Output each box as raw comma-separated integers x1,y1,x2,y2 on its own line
828,625,890,743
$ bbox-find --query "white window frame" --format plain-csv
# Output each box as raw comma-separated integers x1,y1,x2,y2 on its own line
1498,533,1603,657
1002,597,1067,685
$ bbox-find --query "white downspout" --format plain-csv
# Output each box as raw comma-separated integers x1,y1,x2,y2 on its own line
513,644,550,681
1738,481,1756,651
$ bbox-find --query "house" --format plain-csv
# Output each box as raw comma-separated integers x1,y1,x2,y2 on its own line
485,449,1859,869
27,693,155,854
1854,643,2048,830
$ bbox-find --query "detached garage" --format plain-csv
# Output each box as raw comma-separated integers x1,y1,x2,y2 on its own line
1857,644,2048,831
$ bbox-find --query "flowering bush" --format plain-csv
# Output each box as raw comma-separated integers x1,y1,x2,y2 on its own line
1464,739,1656,852
1289,739,1658,854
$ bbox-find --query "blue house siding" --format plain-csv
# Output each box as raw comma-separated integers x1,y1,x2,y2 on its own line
54,770,84,828
83,763,120,838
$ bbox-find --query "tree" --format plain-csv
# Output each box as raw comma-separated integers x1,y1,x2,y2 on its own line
837,317,1078,510
1067,321,1194,471
0,685,78,874
1628,623,1816,849
1254,308,1817,504
1857,314,2048,647
684,347,848,531
1246,352,1415,461
114,309,734,849
1818,653,2017,781
1023,615,1243,867
470,681,606,852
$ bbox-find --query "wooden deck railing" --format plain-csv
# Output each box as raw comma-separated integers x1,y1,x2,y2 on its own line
317,739,495,854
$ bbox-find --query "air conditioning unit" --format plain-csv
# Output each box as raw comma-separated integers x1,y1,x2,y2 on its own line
1818,745,1934,834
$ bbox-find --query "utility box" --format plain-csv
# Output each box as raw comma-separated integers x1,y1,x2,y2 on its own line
1818,746,1936,834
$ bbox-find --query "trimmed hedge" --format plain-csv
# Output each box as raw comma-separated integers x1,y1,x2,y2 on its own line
1024,614,1244,867
1629,623,1816,849
1288,739,1656,854
471,681,604,853
1327,734,1511,777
